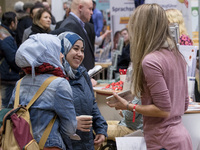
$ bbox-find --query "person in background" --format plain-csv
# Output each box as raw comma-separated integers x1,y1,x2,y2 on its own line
98,23,112,48
55,1,72,30
95,28,111,47
29,8,52,36
22,8,52,42
14,1,24,16
23,2,34,14
51,0,94,72
42,1,56,25
92,0,103,37
0,11,21,108
166,9,193,46
195,51,200,102
0,5,2,24
63,1,71,19
134,0,145,8
22,2,44,43
107,4,192,150
117,28,130,71
16,2,34,47
8,34,77,150
58,32,107,150
113,30,121,50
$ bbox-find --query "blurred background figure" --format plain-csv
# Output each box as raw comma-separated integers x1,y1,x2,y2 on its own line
22,8,52,42
0,5,2,24
98,23,112,48
166,9,193,46
14,1,24,15
23,2,34,14
113,30,121,50
22,2,44,43
55,1,71,30
95,29,111,47
0,11,21,108
195,51,200,102
63,1,71,19
117,28,130,71
92,0,103,37
121,28,129,47
15,2,34,47
134,0,145,8
42,1,56,25
29,8,52,36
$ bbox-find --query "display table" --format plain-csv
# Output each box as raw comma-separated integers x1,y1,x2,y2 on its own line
182,110,200,150
95,62,112,68
95,62,112,79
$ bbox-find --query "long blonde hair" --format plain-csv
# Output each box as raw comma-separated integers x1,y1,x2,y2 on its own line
165,9,188,36
128,4,179,98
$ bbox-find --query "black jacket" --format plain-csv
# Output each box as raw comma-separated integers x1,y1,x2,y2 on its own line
117,43,130,71
0,25,21,82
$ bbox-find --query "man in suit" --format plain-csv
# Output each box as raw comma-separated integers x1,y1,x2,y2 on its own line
51,0,94,71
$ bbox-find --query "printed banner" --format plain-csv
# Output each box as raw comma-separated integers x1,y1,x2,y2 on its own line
110,0,135,49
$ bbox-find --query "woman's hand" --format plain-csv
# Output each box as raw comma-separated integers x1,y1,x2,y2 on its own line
76,116,93,132
94,134,105,147
119,110,123,117
107,92,129,110
91,78,97,87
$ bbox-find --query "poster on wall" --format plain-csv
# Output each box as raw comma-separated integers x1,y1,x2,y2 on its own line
110,0,135,49
145,0,192,38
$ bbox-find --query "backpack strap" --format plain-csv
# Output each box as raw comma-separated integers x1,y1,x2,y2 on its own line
26,76,58,110
14,78,23,108
14,76,58,109
38,115,57,149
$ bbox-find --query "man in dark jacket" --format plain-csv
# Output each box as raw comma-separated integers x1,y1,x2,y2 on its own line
0,12,21,108
51,0,94,71
15,2,34,47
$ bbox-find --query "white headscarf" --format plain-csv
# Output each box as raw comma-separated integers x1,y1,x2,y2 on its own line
15,33,65,77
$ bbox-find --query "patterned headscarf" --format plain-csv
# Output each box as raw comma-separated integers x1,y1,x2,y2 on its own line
58,32,85,79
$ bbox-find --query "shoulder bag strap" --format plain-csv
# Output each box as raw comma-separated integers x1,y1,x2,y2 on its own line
14,76,58,109
14,78,23,108
26,76,58,110
38,115,57,149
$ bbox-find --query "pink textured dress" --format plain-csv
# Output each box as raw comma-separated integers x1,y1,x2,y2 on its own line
141,49,192,150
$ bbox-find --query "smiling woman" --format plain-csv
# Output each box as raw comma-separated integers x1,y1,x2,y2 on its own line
58,32,108,150
66,40,84,69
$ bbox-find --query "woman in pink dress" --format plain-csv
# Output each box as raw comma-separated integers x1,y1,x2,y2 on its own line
107,4,192,150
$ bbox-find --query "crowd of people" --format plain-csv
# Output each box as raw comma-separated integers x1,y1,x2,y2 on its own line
0,0,194,150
